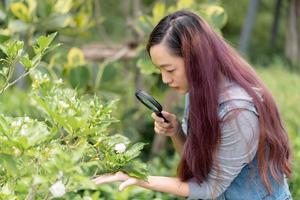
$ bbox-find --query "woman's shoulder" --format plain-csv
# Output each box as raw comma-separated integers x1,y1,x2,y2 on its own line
218,80,259,120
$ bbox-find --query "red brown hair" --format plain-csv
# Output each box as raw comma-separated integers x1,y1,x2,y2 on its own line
146,10,291,193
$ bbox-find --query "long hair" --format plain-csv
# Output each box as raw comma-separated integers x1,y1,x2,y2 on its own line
146,10,291,193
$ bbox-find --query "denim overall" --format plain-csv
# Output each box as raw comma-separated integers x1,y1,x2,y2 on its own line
182,92,292,200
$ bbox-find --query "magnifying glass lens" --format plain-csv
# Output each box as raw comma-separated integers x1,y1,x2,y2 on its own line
137,95,160,112
135,90,168,122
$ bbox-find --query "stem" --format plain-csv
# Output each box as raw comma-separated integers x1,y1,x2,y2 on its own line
43,191,50,200
25,185,36,200
0,67,36,95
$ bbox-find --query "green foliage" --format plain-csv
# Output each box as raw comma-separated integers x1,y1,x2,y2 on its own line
0,1,298,199
4,0,95,38
257,65,300,199
0,72,148,199
0,32,58,94
136,0,228,75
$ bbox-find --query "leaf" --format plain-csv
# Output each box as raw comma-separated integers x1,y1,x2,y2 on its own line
205,5,227,29
137,58,160,75
0,153,18,175
124,143,146,161
24,120,51,147
20,54,33,69
122,160,148,180
176,0,194,10
0,115,9,133
54,0,73,14
74,12,90,28
152,2,166,25
36,32,57,53
69,66,90,89
0,73,7,88
0,40,24,59
28,0,37,15
10,2,30,22
41,13,72,30
0,34,10,43
67,47,86,68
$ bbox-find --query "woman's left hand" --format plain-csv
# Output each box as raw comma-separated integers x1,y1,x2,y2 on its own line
92,171,141,191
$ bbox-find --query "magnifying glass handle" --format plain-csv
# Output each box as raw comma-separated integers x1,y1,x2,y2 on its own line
156,112,169,123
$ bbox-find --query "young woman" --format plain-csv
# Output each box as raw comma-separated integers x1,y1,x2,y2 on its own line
93,10,292,199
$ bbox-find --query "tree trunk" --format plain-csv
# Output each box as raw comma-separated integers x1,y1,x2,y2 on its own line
270,0,282,47
285,0,300,67
239,0,260,54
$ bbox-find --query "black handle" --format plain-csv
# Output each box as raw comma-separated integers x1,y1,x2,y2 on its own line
156,112,169,123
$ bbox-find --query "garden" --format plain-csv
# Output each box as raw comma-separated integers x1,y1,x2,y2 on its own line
0,0,299,199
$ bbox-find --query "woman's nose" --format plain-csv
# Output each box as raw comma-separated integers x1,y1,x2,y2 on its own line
161,72,172,84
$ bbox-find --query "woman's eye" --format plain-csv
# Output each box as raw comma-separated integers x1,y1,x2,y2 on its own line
167,69,175,73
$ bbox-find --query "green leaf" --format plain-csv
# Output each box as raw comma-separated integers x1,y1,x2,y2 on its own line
0,73,7,88
54,0,73,14
152,2,166,25
10,2,30,22
0,153,18,175
20,54,33,69
28,0,37,15
122,160,148,180
176,0,194,10
137,58,160,75
41,13,72,29
67,47,86,68
0,40,24,59
205,5,227,29
0,34,10,43
124,143,146,161
36,32,57,53
69,66,90,89
0,115,9,133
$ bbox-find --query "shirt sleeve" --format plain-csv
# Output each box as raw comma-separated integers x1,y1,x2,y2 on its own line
187,108,260,200
182,93,189,136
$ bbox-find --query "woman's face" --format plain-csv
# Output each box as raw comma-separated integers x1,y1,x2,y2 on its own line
149,43,188,94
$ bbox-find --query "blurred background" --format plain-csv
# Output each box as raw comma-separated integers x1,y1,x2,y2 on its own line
0,0,299,199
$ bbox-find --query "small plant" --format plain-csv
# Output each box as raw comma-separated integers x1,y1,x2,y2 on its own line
0,35,148,199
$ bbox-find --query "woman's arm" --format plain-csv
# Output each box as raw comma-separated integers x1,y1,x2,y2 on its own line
93,172,189,197
138,175,189,197
170,127,186,155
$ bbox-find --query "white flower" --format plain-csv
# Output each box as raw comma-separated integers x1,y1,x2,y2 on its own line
20,128,28,136
24,117,30,123
58,100,69,109
11,120,22,127
42,74,50,82
33,176,42,185
49,180,65,197
83,197,92,200
114,143,126,153
55,78,63,84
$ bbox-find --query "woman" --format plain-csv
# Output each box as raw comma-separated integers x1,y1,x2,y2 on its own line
93,10,292,199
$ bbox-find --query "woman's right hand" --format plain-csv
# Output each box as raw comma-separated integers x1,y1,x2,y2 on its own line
151,111,182,137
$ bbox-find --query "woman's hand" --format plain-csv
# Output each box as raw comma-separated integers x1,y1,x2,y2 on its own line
151,111,181,137
92,171,141,191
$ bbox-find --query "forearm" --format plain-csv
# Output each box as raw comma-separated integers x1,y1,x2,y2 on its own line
170,127,186,155
138,176,189,197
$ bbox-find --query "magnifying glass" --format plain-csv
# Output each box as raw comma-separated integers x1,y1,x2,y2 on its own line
135,90,169,123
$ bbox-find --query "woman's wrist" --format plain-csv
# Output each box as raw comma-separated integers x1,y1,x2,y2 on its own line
171,122,184,138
